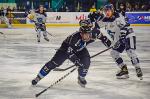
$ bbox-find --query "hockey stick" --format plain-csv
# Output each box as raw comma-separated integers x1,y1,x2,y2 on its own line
45,31,53,36
53,46,113,71
35,67,77,97
0,32,4,35
0,32,6,38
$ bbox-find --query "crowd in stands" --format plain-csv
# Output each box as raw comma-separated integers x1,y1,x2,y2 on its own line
0,0,150,12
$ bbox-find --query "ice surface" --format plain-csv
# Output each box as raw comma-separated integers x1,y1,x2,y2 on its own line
0,26,150,99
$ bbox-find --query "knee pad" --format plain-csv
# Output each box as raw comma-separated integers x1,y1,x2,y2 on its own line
110,50,124,66
39,61,59,78
78,68,89,77
110,50,120,60
126,49,140,65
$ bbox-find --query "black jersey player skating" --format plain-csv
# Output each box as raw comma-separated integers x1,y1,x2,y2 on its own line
32,20,111,87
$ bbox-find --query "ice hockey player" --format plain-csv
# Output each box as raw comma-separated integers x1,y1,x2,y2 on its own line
97,4,143,80
0,7,12,28
28,5,49,42
32,19,111,87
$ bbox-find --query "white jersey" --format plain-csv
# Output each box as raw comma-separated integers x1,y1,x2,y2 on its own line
0,9,12,28
34,11,47,24
97,13,133,45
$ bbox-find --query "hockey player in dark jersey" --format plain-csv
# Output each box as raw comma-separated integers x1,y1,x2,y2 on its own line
97,4,143,80
32,19,111,87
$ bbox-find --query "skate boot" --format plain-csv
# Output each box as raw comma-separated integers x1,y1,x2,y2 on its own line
116,65,129,79
44,37,49,42
37,35,40,42
135,67,143,80
8,25,12,28
78,76,87,87
32,75,41,85
37,39,40,42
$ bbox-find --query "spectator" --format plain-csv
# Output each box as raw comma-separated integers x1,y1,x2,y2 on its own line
133,4,139,11
12,7,17,11
65,0,76,12
126,2,132,11
141,4,149,11
89,5,97,12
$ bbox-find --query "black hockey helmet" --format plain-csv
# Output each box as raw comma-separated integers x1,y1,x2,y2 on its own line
79,26,92,34
79,19,93,28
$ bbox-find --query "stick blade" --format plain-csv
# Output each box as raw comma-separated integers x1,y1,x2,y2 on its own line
53,68,66,71
35,93,40,97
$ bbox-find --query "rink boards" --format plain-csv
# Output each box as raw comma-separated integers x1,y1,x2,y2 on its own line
0,12,150,28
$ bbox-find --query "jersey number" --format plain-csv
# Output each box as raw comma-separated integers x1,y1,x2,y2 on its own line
107,30,115,40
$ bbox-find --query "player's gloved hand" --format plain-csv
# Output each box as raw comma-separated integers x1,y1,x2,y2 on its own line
120,38,126,44
69,54,84,67
91,29,102,39
35,23,44,27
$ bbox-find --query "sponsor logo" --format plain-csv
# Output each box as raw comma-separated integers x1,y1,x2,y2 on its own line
137,16,150,20
76,14,87,20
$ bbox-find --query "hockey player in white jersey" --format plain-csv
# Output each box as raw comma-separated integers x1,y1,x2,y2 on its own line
28,5,49,42
0,7,12,28
97,4,143,80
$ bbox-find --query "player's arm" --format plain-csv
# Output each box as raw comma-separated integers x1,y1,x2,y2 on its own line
91,29,111,47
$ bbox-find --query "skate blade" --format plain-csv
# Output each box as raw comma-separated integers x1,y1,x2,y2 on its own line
78,81,86,88
116,75,129,79
138,76,143,80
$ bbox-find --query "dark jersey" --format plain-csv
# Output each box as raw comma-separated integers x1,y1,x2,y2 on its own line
60,32,93,54
60,30,111,55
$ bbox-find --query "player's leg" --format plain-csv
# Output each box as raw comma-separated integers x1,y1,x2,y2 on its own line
72,48,91,87
126,36,143,79
4,16,12,28
42,24,49,42
32,50,68,85
111,40,129,79
36,29,41,42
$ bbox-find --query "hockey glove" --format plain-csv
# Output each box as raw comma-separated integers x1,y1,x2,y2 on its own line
69,53,84,67
67,47,84,67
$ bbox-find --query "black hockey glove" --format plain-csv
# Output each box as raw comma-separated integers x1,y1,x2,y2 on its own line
67,47,84,67
91,29,102,39
69,54,84,67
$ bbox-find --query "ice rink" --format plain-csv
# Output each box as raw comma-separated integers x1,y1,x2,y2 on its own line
0,26,150,99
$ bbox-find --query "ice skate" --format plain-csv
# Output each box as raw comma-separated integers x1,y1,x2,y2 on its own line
116,65,129,79
32,75,41,85
78,76,87,88
135,67,143,80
